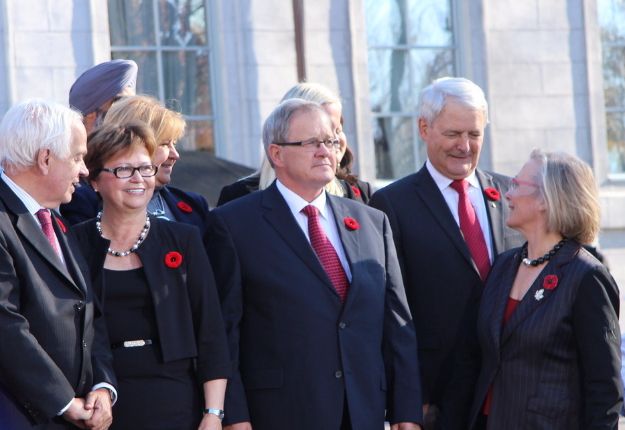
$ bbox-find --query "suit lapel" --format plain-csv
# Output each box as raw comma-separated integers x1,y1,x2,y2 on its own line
327,195,360,307
135,222,169,310
500,241,576,346
160,187,183,221
477,170,505,254
0,181,80,292
488,250,522,350
261,184,337,295
414,167,476,272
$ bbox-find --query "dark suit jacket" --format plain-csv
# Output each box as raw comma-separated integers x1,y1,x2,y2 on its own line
71,218,231,382
206,183,422,430
469,242,622,429
217,176,372,206
0,180,115,429
60,183,210,234
369,165,524,424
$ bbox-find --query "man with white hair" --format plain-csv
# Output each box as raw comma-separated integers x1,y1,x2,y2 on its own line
370,77,524,429
0,99,116,429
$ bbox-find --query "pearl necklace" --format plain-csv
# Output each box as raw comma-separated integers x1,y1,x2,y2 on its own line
521,238,567,267
96,212,150,257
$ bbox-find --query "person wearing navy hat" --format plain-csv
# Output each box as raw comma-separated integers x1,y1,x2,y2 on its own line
69,59,138,134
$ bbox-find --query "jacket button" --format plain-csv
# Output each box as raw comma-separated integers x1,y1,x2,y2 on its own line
74,301,85,312
338,321,347,329
335,370,343,378
82,340,87,349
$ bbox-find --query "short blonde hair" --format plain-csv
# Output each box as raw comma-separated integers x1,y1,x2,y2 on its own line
530,149,600,244
103,95,185,143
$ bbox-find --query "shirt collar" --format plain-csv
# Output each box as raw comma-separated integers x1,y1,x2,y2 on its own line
426,159,480,192
1,172,45,215
276,180,329,219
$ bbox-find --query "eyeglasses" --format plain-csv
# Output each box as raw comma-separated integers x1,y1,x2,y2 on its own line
100,164,159,179
273,138,340,152
510,177,539,191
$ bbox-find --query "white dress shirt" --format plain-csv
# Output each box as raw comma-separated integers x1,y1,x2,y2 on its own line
425,160,494,261
276,180,352,282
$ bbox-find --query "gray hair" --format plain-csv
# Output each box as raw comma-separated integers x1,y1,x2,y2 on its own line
281,82,341,107
530,149,600,244
0,99,82,171
418,77,489,125
262,98,328,155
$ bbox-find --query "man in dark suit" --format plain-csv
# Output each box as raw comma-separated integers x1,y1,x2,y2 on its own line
369,77,524,429
206,99,422,430
0,99,116,429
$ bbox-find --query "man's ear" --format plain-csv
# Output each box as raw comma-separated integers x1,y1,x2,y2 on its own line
267,144,283,168
418,118,429,140
36,149,51,174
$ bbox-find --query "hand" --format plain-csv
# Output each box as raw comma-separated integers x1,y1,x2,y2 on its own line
198,413,223,430
390,424,421,430
62,398,93,429
83,388,113,430
224,422,253,430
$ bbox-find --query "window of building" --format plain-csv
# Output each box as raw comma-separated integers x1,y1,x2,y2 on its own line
108,0,214,152
364,0,456,182
598,0,625,176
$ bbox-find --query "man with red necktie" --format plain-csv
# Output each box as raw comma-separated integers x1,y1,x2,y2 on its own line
370,77,524,430
206,99,422,430
0,99,116,429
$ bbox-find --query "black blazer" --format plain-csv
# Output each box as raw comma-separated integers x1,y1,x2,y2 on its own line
61,183,210,235
469,242,622,429
206,183,422,429
72,218,230,383
0,180,115,429
369,165,524,425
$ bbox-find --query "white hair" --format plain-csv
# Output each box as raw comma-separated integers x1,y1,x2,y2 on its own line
418,77,489,125
0,99,82,171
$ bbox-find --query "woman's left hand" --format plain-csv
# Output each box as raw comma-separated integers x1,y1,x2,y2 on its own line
198,413,222,430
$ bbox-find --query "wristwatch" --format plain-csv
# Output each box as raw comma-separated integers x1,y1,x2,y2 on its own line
204,408,225,420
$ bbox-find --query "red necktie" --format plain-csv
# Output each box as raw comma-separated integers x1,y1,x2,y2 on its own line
302,205,349,302
450,180,490,280
36,209,61,258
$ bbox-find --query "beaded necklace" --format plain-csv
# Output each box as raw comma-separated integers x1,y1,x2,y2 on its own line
96,211,150,257
521,238,567,267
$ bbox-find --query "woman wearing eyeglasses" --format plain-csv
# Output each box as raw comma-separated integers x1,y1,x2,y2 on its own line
467,149,622,429
71,122,230,430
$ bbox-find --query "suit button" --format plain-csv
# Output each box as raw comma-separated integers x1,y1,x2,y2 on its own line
338,321,347,329
82,340,87,349
74,301,85,312
335,370,343,378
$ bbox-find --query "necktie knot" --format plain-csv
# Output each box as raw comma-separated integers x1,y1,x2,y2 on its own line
450,179,468,194
302,205,319,219
36,209,52,227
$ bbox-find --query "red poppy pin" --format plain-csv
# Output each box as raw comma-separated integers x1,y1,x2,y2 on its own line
56,218,67,233
164,251,183,268
543,274,558,290
484,187,500,202
344,217,359,231
351,185,361,198
177,201,193,213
